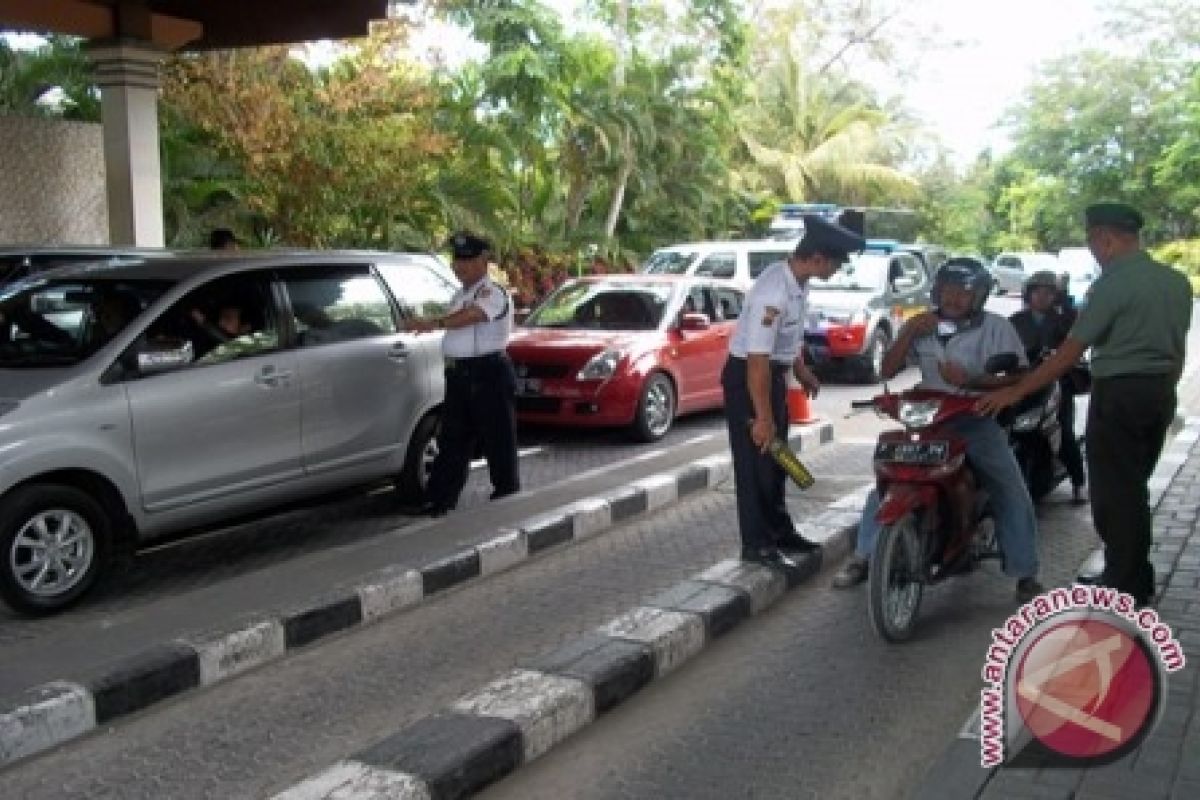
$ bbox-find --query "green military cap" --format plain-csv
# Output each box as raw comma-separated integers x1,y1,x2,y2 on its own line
1084,202,1144,233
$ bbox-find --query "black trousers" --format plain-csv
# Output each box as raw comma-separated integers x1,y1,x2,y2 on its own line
427,353,520,508
1086,374,1176,600
1057,382,1086,487
721,356,796,552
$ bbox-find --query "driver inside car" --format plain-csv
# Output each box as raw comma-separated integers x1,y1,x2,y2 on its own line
832,257,1045,603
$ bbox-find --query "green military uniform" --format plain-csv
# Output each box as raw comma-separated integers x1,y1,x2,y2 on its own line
1069,203,1193,602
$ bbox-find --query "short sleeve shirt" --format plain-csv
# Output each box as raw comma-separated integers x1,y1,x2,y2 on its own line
442,276,512,358
908,312,1029,395
728,261,807,363
1068,250,1192,378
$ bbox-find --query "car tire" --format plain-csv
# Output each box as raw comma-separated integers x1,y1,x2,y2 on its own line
631,372,676,443
0,484,112,616
856,329,890,384
396,413,440,504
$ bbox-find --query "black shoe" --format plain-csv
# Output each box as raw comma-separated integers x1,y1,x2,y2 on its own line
741,547,800,570
777,533,820,554
418,501,452,518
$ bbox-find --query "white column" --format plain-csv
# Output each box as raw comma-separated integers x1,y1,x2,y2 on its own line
88,41,166,247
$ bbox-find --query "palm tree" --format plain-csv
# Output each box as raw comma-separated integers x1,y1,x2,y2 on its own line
735,46,916,204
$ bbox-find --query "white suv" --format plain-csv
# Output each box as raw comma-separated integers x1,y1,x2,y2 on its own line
640,240,798,289
991,252,1060,295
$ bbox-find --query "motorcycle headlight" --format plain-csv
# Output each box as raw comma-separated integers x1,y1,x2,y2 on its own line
1012,408,1042,432
577,349,623,380
899,399,940,429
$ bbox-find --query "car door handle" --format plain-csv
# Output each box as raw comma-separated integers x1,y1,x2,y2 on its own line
387,343,409,361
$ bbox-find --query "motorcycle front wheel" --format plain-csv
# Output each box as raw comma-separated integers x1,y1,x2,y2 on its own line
868,515,926,642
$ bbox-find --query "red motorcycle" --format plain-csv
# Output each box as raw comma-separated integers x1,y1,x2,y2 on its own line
850,372,1014,641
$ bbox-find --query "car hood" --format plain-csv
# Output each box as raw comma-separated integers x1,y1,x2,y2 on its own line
806,289,875,318
508,328,653,365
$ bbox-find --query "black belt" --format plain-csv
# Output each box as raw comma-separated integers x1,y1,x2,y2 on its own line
727,355,791,375
1094,372,1174,383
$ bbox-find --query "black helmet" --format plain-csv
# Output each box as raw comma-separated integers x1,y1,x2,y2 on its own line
931,257,993,315
1021,269,1060,305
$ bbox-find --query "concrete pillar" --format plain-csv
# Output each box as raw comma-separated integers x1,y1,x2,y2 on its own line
88,41,166,247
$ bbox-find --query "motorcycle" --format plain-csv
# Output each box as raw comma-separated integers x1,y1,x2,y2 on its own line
849,353,1019,642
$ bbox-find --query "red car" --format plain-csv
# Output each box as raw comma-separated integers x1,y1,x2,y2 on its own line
507,276,745,441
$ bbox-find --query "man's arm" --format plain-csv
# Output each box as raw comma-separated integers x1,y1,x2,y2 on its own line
976,337,1087,415
882,313,937,379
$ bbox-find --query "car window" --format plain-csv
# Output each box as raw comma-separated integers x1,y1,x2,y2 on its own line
139,273,278,369
996,255,1021,269
682,286,720,322
280,265,398,347
749,250,791,278
0,278,171,368
889,255,925,292
713,287,743,320
526,281,671,330
694,252,736,279
377,261,457,319
642,249,696,275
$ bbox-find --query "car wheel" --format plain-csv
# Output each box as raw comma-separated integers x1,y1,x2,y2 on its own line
632,372,676,442
396,413,440,503
857,329,890,384
0,484,111,615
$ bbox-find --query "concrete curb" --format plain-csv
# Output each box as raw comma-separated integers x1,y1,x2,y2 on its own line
0,422,835,769
911,414,1200,800
273,484,867,800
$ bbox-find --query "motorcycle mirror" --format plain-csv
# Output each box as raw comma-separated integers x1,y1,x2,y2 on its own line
984,352,1020,375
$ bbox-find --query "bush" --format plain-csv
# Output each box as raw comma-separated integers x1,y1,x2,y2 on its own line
1151,239,1200,275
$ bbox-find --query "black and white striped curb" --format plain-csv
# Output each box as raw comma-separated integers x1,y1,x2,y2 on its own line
272,484,871,800
0,422,834,769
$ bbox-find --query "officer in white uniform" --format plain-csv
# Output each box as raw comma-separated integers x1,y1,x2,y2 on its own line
721,215,865,567
403,232,519,516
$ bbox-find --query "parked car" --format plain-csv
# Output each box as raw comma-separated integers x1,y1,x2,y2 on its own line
0,246,176,288
862,239,949,281
0,250,457,614
1056,247,1100,307
991,251,1060,295
804,250,931,383
507,275,743,442
640,239,797,289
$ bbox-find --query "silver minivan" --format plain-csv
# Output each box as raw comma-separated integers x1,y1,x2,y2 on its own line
0,251,456,613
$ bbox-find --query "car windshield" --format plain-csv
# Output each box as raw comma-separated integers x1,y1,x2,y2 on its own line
1059,249,1098,278
809,254,889,292
0,277,173,367
642,250,696,275
525,282,672,331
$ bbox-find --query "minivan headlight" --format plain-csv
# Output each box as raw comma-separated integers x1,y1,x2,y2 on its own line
577,350,623,380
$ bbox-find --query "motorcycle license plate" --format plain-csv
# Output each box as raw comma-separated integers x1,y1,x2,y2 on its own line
875,440,949,464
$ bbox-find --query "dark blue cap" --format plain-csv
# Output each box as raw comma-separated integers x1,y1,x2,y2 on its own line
796,215,866,260
448,231,491,259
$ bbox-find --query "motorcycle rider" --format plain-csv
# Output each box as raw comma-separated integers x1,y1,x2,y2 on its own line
833,258,1045,602
1008,270,1087,503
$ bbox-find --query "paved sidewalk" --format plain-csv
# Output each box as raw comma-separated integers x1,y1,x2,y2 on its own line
916,418,1200,800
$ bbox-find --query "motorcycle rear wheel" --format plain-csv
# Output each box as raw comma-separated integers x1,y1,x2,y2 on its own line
868,515,925,642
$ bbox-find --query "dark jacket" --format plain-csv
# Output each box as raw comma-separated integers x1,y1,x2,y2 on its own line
1009,308,1073,357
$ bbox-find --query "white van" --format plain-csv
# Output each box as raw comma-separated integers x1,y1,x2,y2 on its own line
640,240,798,289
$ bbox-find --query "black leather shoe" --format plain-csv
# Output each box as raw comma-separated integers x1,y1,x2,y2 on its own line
777,533,820,554
741,547,800,570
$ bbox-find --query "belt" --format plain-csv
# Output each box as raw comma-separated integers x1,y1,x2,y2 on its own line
726,355,791,375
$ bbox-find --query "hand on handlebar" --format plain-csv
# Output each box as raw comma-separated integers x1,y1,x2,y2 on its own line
975,386,1022,417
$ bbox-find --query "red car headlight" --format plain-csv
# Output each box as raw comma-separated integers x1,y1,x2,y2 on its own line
577,349,623,380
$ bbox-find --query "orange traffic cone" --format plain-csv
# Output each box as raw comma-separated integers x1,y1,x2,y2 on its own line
787,372,817,424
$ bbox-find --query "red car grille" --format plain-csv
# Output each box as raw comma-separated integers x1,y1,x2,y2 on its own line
512,362,571,379
516,396,562,413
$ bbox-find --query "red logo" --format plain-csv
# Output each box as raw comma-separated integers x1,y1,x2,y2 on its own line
1014,619,1159,761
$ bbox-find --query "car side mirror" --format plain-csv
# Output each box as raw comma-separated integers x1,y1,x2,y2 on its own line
137,338,194,375
984,352,1020,375
679,312,710,331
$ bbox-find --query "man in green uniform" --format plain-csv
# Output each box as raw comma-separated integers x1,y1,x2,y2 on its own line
978,202,1192,605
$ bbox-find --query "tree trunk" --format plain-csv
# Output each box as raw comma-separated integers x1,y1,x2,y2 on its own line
603,131,633,239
